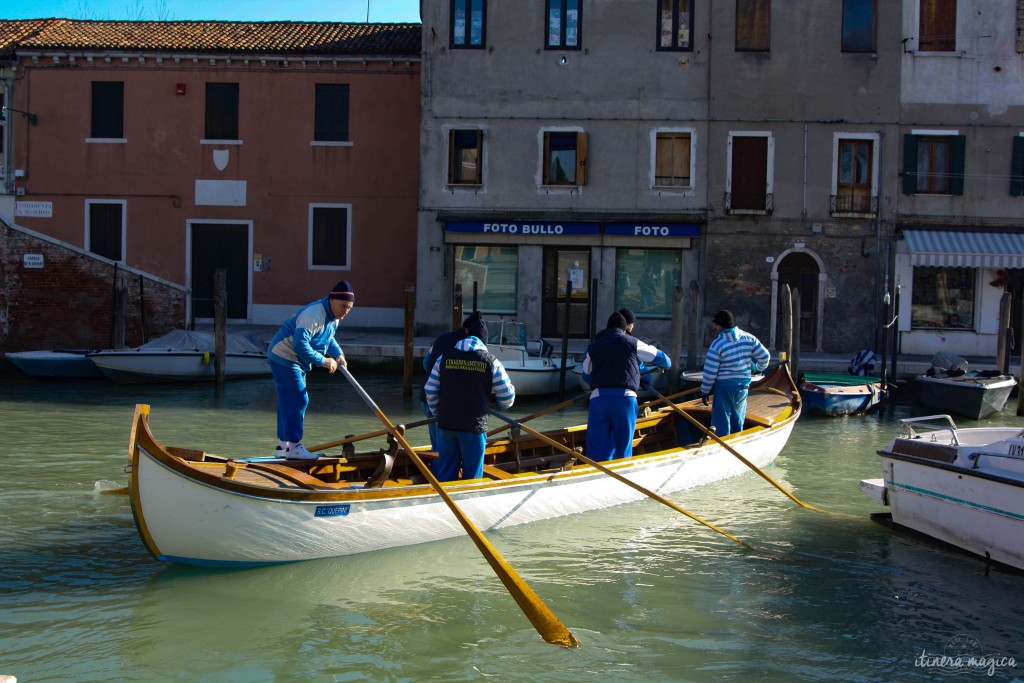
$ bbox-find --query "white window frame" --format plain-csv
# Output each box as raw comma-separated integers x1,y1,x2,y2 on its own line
831,131,880,215
537,126,586,193
725,131,775,213
650,127,697,194
443,124,487,191
308,203,352,271
84,198,127,262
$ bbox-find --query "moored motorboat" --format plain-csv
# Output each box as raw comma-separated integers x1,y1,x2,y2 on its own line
89,330,270,383
913,351,1016,420
799,373,883,417
487,321,575,396
5,349,104,379
127,364,801,566
914,373,1016,420
861,414,1024,571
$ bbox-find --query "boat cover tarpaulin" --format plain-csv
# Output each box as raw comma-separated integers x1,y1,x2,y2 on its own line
135,330,266,355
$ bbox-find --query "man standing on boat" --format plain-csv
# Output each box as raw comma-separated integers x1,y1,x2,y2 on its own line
420,312,485,452
267,280,355,460
424,317,516,481
700,310,770,437
582,312,671,461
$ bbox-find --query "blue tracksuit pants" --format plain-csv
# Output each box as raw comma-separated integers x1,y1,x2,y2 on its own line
271,362,309,443
711,382,749,436
586,393,638,461
435,428,487,481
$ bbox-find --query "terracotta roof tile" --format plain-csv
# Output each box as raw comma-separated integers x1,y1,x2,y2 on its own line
0,19,420,58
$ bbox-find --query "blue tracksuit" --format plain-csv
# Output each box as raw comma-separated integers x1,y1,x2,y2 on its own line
268,297,344,443
582,329,671,461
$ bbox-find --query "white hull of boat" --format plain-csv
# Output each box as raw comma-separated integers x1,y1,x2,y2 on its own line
5,350,104,378
133,417,794,566
90,352,270,383
864,417,1024,571
503,358,575,396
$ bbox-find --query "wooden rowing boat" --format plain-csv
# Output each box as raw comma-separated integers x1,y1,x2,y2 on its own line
127,364,801,566
799,372,884,417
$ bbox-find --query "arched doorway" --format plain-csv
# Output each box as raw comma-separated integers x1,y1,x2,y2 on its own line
775,252,820,351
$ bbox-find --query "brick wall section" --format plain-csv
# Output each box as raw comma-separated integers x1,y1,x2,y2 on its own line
1,222,185,353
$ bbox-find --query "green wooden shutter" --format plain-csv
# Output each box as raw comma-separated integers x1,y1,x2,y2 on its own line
902,134,918,194
1010,137,1024,197
949,135,966,195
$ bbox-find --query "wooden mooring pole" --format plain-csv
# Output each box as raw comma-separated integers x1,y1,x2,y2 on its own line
403,284,416,397
213,268,227,385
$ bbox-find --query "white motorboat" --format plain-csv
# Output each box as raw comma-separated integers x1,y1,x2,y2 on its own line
5,349,104,378
88,330,270,383
913,352,1017,420
861,414,1024,571
487,321,575,396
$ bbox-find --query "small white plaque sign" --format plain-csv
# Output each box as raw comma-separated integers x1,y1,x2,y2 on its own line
15,201,53,218
23,253,44,269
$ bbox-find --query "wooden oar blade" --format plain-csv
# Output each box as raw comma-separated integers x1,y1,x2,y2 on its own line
339,367,579,647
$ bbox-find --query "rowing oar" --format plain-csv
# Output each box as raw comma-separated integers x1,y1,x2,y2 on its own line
340,367,579,648
488,409,752,549
637,385,700,413
486,391,590,437
490,369,684,438
641,381,827,514
308,416,436,453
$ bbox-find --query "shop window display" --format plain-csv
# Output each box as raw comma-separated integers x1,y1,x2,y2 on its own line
615,249,682,319
453,245,518,314
911,266,975,330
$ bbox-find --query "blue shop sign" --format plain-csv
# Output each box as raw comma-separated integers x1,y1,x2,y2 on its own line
446,221,601,236
604,222,701,238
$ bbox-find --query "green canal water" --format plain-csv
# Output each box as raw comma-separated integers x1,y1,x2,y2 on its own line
1,369,1022,682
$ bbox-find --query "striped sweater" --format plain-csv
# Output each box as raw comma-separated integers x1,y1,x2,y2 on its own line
700,327,771,395
424,336,515,416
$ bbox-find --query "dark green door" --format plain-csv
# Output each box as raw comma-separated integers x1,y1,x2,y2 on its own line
191,223,248,319
541,247,591,338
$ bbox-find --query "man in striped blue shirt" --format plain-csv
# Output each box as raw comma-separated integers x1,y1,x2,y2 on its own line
700,310,770,437
424,317,516,481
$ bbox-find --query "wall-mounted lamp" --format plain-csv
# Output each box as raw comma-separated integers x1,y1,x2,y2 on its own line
559,56,568,65
1,105,38,125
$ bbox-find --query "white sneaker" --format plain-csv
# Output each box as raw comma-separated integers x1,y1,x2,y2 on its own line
284,443,318,460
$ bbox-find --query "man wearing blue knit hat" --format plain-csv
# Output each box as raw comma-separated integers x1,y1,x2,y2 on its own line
267,280,355,460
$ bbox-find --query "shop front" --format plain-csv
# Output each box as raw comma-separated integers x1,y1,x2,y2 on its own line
894,228,1024,357
442,218,700,343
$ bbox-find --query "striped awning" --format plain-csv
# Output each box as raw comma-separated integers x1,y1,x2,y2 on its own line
903,230,1024,268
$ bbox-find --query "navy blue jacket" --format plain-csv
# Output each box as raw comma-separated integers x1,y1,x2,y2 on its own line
586,329,641,391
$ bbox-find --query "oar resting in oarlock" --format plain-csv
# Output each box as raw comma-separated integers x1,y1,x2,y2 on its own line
489,409,753,549
340,366,580,648
641,371,829,515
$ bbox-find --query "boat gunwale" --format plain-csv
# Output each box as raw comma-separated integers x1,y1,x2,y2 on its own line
135,410,798,505
877,449,1024,489
129,367,800,505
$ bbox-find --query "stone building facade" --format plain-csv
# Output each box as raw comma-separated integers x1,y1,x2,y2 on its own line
416,1,1024,363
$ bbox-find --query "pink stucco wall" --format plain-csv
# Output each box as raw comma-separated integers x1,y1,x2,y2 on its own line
9,57,420,317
